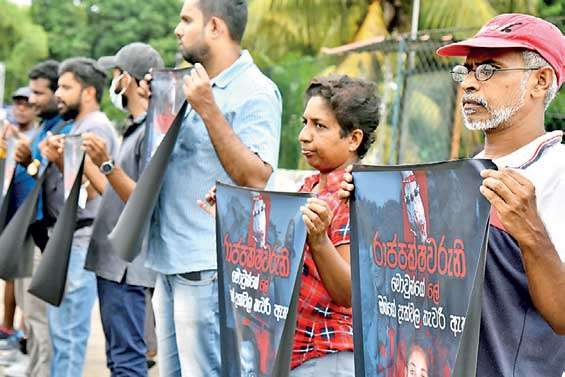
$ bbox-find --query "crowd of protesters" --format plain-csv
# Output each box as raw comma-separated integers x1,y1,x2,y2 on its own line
0,0,563,376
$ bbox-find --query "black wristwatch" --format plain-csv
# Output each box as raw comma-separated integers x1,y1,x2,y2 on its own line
100,159,115,175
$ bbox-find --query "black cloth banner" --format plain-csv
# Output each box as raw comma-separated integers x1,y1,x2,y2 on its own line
216,182,311,377
0,120,70,279
108,100,188,262
28,155,85,306
350,159,495,377
0,173,43,280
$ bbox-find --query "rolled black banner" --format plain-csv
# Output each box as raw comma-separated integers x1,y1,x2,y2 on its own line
0,120,71,279
108,100,188,262
0,172,45,279
350,159,496,377
28,156,85,306
216,182,311,377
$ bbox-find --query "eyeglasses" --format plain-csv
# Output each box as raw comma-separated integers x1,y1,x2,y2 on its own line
450,63,539,83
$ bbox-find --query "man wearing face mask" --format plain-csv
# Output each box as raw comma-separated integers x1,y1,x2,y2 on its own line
78,43,164,377
40,57,119,377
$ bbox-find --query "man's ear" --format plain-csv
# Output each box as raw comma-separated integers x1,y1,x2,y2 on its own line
83,86,98,103
208,16,227,40
530,66,553,101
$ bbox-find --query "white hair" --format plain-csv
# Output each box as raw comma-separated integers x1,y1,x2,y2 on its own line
522,50,559,109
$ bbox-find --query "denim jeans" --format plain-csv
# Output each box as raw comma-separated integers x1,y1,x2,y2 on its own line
14,247,51,377
47,243,97,377
98,276,147,377
153,271,221,377
290,352,355,377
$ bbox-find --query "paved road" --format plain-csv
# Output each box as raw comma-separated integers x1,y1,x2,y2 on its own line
0,281,159,377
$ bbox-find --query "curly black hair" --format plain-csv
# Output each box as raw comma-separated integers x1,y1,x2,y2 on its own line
305,75,380,159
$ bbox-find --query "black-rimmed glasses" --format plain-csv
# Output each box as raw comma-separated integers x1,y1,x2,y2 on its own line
451,63,539,83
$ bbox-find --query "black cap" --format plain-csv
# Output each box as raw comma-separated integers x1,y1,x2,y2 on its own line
98,42,165,81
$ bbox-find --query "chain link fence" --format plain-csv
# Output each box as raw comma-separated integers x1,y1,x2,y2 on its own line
266,17,564,169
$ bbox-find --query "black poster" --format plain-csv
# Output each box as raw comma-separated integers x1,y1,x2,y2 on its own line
350,160,494,377
216,182,311,377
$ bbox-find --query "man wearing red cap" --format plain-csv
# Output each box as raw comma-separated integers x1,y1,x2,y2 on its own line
339,12,564,377
436,13,565,376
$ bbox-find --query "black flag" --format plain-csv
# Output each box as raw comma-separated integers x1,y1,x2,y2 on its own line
108,101,188,262
28,142,86,306
108,68,192,262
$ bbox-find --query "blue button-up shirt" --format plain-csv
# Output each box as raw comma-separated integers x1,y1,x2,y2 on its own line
146,50,282,274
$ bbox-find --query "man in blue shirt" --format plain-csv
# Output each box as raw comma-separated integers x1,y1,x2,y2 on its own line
140,0,282,375
6,60,66,377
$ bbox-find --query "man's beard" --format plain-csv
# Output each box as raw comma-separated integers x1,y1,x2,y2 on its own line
461,74,529,131
181,43,210,66
59,101,80,121
38,99,59,120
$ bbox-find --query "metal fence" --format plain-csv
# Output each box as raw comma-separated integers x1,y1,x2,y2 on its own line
266,18,564,169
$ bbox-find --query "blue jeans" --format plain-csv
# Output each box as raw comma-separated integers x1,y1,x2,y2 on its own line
98,277,148,377
153,271,221,377
47,243,97,377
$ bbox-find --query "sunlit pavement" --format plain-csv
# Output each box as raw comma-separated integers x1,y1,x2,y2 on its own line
0,280,159,377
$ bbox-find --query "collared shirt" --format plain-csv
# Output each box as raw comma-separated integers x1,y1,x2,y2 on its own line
44,111,118,249
85,115,156,288
146,50,282,274
292,168,353,369
475,130,565,377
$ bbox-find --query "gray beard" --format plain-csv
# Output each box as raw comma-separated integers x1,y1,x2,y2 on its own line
461,74,529,131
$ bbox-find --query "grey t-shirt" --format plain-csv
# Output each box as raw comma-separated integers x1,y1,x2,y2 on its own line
85,119,156,287
44,111,118,247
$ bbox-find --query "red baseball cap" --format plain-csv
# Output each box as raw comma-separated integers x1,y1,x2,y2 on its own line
437,13,565,87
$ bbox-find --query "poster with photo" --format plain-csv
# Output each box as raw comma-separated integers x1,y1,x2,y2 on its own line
63,134,83,199
145,67,192,161
216,182,311,377
350,159,494,377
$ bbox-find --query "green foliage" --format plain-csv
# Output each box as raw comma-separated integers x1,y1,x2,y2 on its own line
0,0,48,102
262,53,336,169
244,0,371,61
539,0,564,17
30,0,181,67
27,0,182,126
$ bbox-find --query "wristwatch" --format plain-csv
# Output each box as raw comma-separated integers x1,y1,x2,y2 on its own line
27,159,41,176
99,159,115,175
